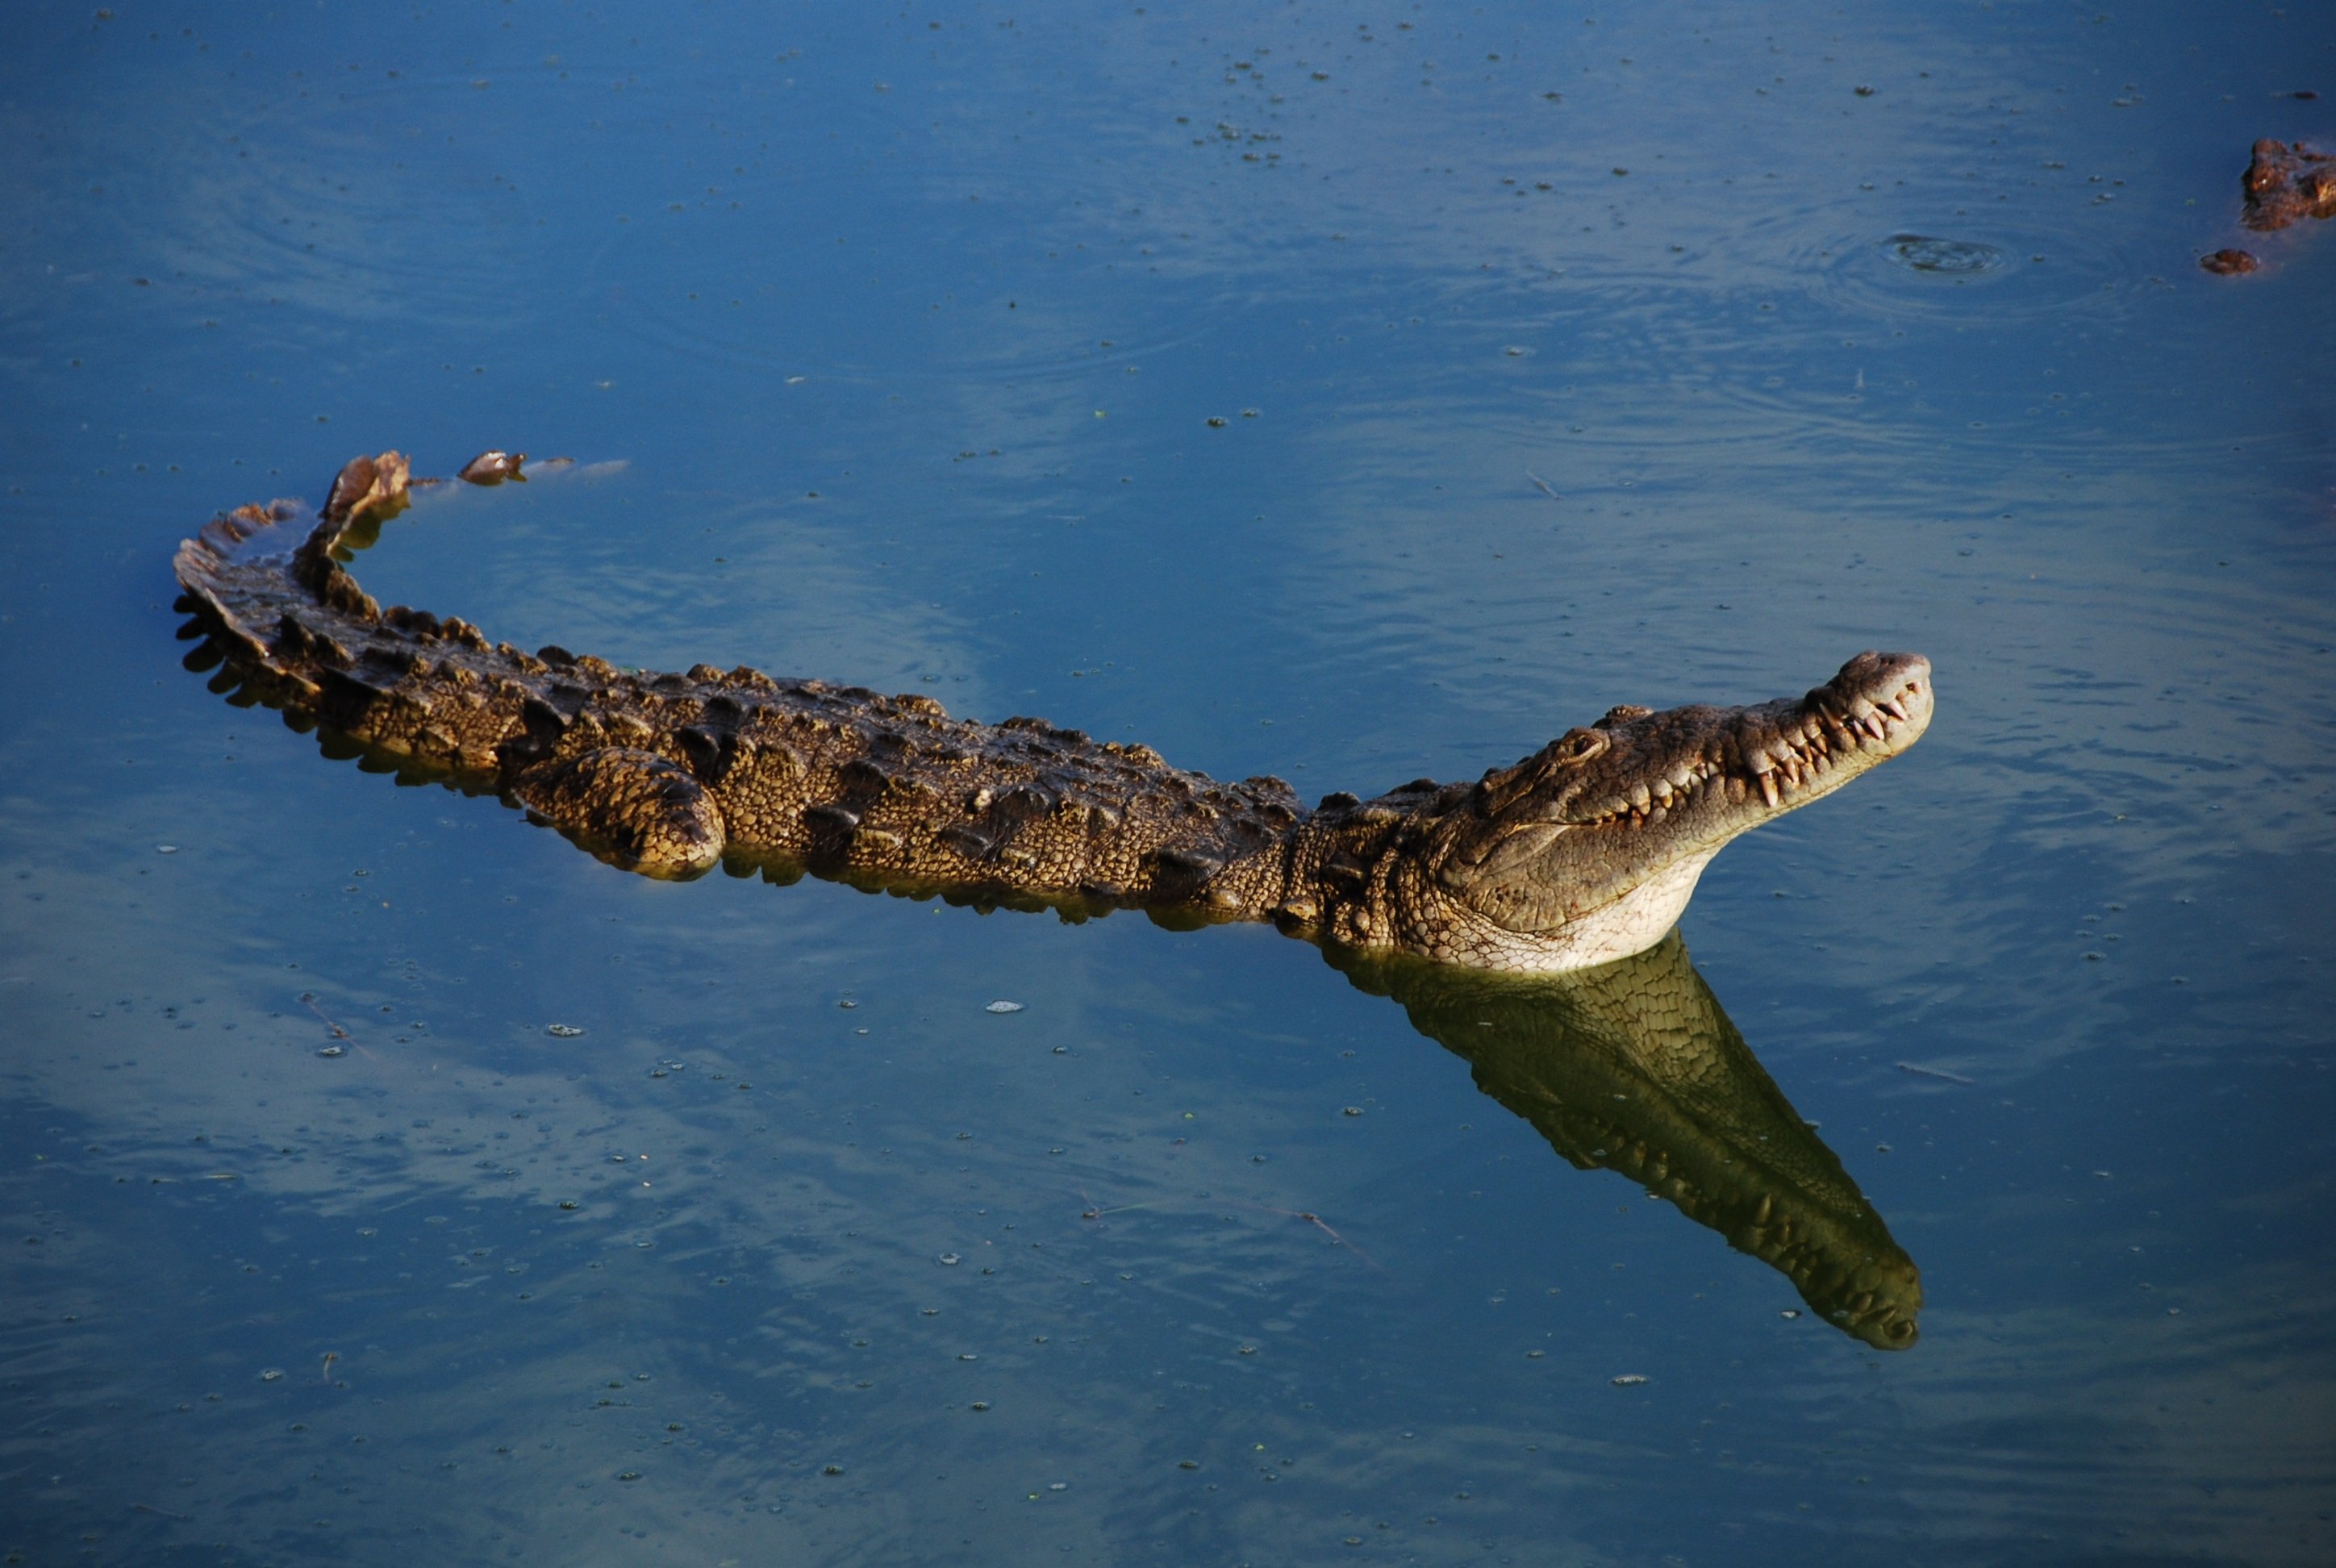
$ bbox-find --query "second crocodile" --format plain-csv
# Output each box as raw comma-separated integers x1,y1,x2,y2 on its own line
174,450,1933,972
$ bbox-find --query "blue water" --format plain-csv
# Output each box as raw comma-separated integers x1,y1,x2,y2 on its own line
5,2,2334,1562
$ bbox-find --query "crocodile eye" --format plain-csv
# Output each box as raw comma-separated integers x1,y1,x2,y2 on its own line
1553,728,1607,764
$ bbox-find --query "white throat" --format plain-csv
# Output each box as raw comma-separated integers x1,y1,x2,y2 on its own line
1462,848,1721,974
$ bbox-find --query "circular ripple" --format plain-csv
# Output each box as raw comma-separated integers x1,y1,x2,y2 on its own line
1881,233,2006,275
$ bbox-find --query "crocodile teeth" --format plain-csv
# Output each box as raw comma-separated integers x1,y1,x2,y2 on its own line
1879,698,1908,721
1758,772,1780,807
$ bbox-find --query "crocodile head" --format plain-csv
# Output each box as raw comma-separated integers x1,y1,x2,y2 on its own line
1412,652,1932,970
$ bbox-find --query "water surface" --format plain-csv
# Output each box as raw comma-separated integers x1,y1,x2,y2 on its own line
4,2,2334,1563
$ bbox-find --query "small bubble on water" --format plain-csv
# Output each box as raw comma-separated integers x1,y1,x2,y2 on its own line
938,1253,961,1266
259,1368,284,1382
317,1045,344,1057
1612,1374,1647,1386
985,1000,1024,1014
546,1024,585,1037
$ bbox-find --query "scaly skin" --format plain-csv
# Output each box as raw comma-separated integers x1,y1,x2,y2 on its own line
1337,931,1923,1349
173,450,1933,971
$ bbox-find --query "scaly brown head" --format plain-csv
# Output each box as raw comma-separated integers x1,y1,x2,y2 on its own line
1403,653,1933,970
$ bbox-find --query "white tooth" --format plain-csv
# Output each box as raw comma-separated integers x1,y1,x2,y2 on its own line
1629,782,1651,811
1759,773,1780,807
1880,698,1908,721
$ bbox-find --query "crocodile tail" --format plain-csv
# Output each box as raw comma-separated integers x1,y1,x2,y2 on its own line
171,452,407,706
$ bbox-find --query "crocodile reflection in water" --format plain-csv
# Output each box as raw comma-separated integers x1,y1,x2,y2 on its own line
1335,930,1922,1349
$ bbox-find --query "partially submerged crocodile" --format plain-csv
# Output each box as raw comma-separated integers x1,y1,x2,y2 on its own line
174,450,1932,972
2200,136,2336,275
1340,932,1922,1348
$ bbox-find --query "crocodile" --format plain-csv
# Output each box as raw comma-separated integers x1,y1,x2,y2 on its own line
1337,932,1922,1348
173,449,1933,972
2200,137,2336,275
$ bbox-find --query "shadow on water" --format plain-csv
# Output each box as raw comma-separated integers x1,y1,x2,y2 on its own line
1331,932,1921,1351
177,481,1921,1352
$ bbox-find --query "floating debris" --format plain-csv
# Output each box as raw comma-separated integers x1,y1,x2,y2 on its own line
984,1000,1024,1015
546,1023,586,1037
1611,1374,1647,1387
